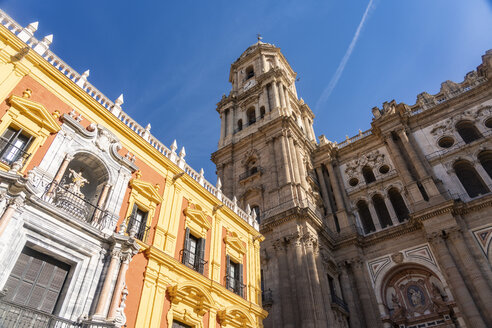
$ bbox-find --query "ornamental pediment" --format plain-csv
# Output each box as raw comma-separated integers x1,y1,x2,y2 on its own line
184,203,212,237
224,231,246,261
129,172,162,205
8,92,60,133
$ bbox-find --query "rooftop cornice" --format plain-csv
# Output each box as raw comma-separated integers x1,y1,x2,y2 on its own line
0,9,260,232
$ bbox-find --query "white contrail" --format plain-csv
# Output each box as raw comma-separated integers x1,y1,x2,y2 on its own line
315,0,375,111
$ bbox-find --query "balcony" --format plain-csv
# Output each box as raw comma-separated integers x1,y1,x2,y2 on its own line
42,181,110,231
225,275,246,297
239,167,263,182
0,298,115,328
179,249,208,275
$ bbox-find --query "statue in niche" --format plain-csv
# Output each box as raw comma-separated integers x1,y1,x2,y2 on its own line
65,169,89,197
390,293,406,321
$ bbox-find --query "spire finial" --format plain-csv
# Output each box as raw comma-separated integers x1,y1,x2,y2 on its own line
257,33,262,42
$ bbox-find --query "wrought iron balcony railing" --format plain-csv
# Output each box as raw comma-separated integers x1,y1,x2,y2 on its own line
0,297,115,328
179,249,207,274
239,167,263,181
0,136,30,167
42,181,110,231
225,275,246,297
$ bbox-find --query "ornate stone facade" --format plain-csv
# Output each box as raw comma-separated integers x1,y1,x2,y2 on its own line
212,41,492,327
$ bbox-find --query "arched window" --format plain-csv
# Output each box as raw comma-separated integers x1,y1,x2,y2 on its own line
356,200,375,234
388,188,409,222
237,119,243,131
372,194,393,228
362,166,376,184
247,108,256,125
260,106,266,119
456,120,482,144
453,161,489,198
478,151,492,180
245,66,254,80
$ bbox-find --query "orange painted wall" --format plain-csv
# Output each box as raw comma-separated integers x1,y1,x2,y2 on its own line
174,197,189,261
159,294,171,328
124,251,148,328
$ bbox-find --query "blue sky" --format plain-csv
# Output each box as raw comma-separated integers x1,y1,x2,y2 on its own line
2,1,492,182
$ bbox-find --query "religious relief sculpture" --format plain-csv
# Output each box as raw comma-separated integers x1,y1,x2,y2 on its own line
64,168,89,197
54,168,91,221
383,267,456,327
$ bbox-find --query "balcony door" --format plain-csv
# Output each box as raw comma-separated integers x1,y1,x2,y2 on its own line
3,247,70,314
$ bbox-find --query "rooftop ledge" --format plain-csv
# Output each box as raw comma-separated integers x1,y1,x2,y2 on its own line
0,9,260,231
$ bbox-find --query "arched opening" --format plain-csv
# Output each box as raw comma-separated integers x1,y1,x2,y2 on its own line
453,161,489,198
51,152,110,222
379,165,390,174
438,136,454,148
382,264,453,327
362,166,376,184
356,200,375,234
478,151,492,180
485,117,492,128
259,106,265,119
237,119,243,131
388,188,409,222
246,107,256,125
456,120,482,144
245,66,254,80
372,194,393,228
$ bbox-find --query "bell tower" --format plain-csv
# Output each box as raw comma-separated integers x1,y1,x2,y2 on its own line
212,41,344,327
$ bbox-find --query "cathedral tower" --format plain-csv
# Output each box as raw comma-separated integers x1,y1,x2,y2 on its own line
212,41,346,327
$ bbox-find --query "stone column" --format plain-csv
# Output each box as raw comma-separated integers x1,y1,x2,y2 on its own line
0,196,24,236
94,183,112,222
278,82,286,109
367,202,382,231
383,196,399,226
303,235,328,327
107,252,131,320
273,240,295,328
428,232,487,328
227,108,234,136
326,162,344,211
292,237,315,328
384,135,424,204
315,250,337,327
294,142,309,191
272,81,280,109
46,154,73,196
287,136,301,185
397,129,440,197
279,134,292,184
352,259,380,327
94,249,121,317
220,112,226,142
261,54,267,72
284,86,291,114
263,86,270,112
447,228,492,325
303,116,312,139
315,167,333,214
339,263,361,328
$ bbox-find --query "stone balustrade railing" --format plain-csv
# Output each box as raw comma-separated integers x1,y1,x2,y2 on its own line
337,129,372,149
0,9,259,231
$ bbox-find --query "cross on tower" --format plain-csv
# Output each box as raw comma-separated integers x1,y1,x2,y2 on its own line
257,33,262,42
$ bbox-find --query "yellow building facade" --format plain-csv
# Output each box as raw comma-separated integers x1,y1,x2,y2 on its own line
0,9,266,328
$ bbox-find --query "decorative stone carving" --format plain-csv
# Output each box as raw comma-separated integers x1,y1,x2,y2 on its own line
345,150,386,177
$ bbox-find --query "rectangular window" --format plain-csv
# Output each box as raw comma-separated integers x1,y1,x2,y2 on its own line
3,247,70,314
226,255,244,297
172,320,192,328
0,127,32,166
127,204,149,242
182,228,206,274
